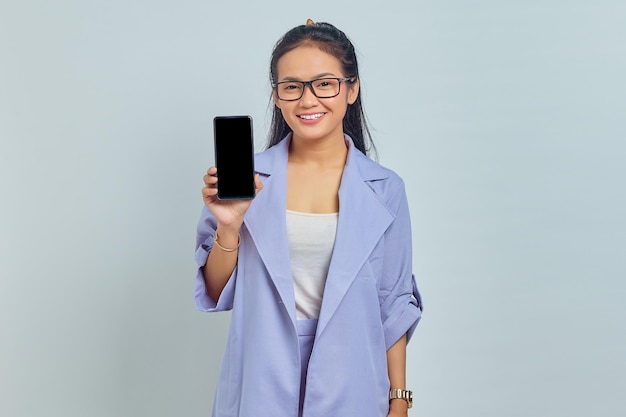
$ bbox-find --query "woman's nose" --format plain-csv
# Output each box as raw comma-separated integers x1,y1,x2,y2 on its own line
299,84,318,106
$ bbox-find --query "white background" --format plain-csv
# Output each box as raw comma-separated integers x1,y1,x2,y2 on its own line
1,1,625,416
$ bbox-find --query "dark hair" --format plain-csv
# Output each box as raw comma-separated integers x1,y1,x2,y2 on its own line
267,22,375,156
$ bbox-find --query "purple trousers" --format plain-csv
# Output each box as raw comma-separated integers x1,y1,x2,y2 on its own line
297,319,318,417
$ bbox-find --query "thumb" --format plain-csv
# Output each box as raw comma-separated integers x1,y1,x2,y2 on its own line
254,174,264,193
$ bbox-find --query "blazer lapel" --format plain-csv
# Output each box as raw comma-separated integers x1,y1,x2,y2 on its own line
244,138,297,328
316,140,394,338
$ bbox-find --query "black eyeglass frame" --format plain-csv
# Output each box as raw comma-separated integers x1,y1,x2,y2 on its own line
272,77,355,101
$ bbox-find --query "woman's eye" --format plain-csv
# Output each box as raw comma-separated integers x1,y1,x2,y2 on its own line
315,80,337,90
282,83,301,91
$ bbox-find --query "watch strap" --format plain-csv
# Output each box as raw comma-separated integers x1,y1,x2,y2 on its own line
389,388,413,408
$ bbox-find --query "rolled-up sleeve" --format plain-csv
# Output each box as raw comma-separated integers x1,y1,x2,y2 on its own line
194,206,237,312
378,180,423,350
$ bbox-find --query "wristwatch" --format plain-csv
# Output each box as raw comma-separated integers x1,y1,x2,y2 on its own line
389,388,413,408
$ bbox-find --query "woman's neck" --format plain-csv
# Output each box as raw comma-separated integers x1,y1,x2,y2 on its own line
288,133,348,168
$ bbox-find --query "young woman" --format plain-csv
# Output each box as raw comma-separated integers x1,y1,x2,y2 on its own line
195,20,422,417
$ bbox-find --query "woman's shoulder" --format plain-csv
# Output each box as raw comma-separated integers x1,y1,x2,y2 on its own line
351,150,408,207
353,148,405,185
254,137,289,175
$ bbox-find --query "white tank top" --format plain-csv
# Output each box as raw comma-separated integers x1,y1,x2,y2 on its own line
286,209,338,320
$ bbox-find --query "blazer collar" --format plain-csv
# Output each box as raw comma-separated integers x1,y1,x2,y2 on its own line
254,134,391,182
245,135,395,337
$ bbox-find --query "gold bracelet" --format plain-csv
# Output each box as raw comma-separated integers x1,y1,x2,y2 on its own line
214,232,240,252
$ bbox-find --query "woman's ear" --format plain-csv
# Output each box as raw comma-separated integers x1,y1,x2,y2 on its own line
347,78,360,105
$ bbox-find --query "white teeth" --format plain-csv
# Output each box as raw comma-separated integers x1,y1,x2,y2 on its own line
299,113,323,120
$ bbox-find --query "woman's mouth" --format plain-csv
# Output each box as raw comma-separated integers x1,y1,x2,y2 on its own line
298,112,325,121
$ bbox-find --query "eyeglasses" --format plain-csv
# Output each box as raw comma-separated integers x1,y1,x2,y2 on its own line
272,77,354,101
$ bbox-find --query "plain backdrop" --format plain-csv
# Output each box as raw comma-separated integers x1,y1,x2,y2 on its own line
1,1,625,416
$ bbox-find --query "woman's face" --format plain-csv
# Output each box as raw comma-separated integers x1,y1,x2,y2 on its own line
273,44,359,145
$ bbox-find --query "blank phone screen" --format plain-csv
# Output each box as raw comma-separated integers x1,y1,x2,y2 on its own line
213,116,255,200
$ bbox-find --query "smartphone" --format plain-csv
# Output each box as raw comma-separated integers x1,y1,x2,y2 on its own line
213,115,256,200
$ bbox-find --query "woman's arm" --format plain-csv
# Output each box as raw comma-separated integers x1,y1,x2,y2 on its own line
202,224,241,301
387,334,409,417
201,167,263,301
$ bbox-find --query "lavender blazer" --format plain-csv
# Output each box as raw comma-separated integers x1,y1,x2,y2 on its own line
195,135,422,417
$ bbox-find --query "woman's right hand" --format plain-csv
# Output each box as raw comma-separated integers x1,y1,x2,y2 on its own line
202,166,263,231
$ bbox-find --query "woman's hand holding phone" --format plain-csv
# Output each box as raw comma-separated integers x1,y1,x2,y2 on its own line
202,166,263,233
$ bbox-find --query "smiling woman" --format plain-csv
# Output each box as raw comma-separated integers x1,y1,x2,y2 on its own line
267,22,373,156
271,44,360,151
196,20,423,417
